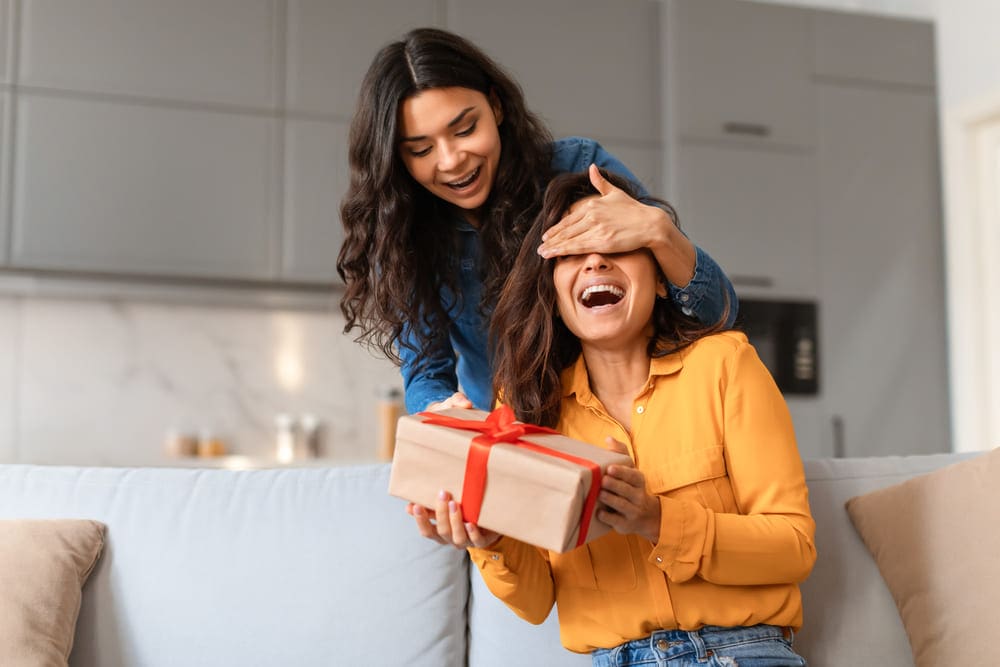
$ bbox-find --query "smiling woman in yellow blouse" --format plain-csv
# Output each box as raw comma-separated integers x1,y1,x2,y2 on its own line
408,168,816,667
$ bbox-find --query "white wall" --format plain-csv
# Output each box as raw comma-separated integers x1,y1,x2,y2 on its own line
0,291,401,465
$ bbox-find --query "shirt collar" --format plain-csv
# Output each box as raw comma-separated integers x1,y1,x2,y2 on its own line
561,349,684,401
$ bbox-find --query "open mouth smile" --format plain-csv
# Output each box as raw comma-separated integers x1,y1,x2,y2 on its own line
579,284,625,308
445,167,481,190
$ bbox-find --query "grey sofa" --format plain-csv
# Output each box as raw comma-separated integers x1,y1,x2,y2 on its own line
0,451,971,666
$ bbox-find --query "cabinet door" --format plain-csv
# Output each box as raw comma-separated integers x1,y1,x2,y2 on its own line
280,0,441,283
813,9,936,88
816,84,949,457
447,0,661,144
670,0,814,149
1,93,8,265
11,95,279,281
285,0,439,117
675,143,818,300
282,120,348,283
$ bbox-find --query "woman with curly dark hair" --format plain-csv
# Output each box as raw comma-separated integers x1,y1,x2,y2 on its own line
337,27,737,414
410,170,815,666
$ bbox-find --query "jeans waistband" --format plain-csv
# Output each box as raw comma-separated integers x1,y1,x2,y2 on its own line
592,624,792,666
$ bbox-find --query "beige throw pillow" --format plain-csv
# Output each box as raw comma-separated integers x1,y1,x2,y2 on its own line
0,520,107,667
845,447,1000,667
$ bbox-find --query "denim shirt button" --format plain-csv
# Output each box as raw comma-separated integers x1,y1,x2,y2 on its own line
680,293,690,302
656,639,670,651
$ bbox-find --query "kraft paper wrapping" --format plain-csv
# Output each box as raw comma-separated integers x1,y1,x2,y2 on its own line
388,407,632,553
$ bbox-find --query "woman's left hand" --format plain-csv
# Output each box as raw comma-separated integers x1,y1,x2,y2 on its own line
597,437,661,543
535,163,665,254
536,164,696,288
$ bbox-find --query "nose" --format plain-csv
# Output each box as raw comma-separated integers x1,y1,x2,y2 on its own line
582,253,610,271
436,140,465,172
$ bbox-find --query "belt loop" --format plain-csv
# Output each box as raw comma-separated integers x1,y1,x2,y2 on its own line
687,629,708,660
783,626,795,643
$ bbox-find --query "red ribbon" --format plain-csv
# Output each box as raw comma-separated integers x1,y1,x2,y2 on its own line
417,405,603,549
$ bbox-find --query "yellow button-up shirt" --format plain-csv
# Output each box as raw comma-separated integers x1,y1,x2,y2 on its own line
468,331,816,653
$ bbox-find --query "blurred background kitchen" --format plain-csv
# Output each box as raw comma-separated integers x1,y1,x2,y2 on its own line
0,0,997,467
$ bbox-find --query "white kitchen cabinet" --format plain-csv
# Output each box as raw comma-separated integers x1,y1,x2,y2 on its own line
668,0,949,457
815,83,949,457
285,0,439,117
675,142,819,300
596,140,663,199
447,0,661,144
281,0,439,283
669,0,815,149
813,8,936,88
18,0,281,108
282,119,348,283
3,0,445,286
1,92,8,265
11,94,279,280
0,1,9,85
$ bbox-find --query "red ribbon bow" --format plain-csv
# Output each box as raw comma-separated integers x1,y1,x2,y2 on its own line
417,405,602,549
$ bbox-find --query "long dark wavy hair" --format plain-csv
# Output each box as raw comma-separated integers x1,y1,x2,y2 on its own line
490,170,730,427
337,27,554,367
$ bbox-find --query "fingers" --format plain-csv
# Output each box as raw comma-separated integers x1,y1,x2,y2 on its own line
435,490,479,550
466,522,502,549
449,392,473,409
597,465,662,542
589,163,616,196
538,209,587,258
599,466,645,516
411,504,447,545
605,436,631,456
412,493,501,549
427,392,473,411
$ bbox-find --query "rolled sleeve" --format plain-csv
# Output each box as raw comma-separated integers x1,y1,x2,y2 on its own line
668,245,739,328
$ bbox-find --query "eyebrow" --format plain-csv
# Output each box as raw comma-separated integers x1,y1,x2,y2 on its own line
399,106,476,143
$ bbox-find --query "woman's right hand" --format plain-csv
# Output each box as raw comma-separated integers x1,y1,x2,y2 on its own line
426,392,473,411
406,490,502,550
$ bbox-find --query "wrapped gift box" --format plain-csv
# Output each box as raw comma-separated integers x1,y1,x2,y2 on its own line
388,407,632,553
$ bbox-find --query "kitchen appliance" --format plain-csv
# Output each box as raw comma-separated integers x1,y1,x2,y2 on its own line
735,299,819,395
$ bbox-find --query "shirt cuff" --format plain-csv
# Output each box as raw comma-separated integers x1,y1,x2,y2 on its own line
468,536,511,570
648,496,712,583
667,245,715,318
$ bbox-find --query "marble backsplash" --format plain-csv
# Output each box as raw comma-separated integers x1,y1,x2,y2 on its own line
0,294,403,466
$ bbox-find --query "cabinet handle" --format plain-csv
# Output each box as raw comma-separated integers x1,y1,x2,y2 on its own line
723,122,772,138
831,415,846,459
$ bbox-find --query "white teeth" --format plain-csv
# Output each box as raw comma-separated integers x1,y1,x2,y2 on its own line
581,285,624,301
448,167,479,188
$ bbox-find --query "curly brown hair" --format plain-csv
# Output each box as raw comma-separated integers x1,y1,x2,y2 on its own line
337,28,553,370
490,170,730,427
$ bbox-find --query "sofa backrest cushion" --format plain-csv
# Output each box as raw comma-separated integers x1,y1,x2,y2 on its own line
796,452,975,667
0,464,468,667
467,570,590,667
467,452,975,667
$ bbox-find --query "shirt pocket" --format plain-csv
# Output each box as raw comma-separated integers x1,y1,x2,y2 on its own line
644,445,737,514
550,533,638,593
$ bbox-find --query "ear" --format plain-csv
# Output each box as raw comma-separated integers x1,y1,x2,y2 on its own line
488,88,504,126
656,278,669,299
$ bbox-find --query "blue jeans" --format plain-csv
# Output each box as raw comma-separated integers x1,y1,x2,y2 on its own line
591,625,806,667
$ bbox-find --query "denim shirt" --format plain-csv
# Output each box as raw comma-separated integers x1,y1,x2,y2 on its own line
398,136,738,413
